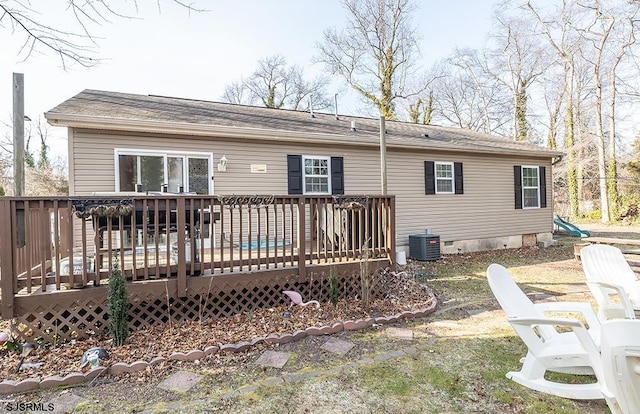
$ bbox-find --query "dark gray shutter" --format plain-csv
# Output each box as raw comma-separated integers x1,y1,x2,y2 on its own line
424,161,435,195
514,166,522,209
331,157,344,195
287,155,303,195
539,166,547,208
454,162,464,194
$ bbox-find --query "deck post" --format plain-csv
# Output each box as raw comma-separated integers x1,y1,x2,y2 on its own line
176,197,187,297
389,196,396,271
0,199,15,319
297,197,306,279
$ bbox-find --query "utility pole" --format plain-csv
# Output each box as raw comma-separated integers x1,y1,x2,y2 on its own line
379,116,387,195
13,73,25,197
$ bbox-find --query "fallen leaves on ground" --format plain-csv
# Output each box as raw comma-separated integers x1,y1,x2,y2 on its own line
0,272,435,382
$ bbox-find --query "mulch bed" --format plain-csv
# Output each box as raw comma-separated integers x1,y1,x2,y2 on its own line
0,271,435,383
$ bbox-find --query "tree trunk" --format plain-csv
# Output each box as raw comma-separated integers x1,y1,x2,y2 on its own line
566,63,579,220
607,68,619,220
515,81,528,141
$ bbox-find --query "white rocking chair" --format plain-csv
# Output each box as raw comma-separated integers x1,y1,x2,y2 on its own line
487,263,604,400
599,319,640,414
580,244,639,321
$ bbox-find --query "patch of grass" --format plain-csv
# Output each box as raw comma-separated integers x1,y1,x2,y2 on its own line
287,352,299,365
358,361,416,396
420,364,464,396
545,371,598,385
354,357,464,400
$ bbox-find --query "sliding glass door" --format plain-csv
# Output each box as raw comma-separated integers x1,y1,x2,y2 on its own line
116,150,213,194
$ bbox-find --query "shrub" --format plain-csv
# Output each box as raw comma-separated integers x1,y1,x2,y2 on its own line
618,194,640,224
583,210,601,221
108,262,129,346
329,267,339,308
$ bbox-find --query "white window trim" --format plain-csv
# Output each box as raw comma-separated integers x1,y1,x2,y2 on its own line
521,165,540,209
435,161,455,194
302,155,332,195
114,148,214,194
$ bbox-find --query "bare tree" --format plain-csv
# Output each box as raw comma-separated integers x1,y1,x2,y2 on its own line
525,0,583,220
540,65,566,150
434,48,511,135
1,1,203,68
601,5,638,221
522,0,640,222
315,0,422,120
488,11,549,141
405,62,446,124
579,1,616,223
222,80,253,106
245,55,292,109
221,55,330,111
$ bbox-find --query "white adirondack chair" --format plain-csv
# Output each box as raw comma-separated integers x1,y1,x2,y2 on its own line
580,244,640,321
599,319,640,414
487,263,604,400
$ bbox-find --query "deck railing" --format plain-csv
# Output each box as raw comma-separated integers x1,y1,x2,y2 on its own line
0,195,395,319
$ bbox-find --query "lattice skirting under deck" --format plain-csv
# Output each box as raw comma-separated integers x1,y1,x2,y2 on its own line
10,261,388,343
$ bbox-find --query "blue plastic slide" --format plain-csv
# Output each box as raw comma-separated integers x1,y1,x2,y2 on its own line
553,215,591,237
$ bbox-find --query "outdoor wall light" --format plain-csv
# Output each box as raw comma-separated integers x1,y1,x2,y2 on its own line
218,155,228,172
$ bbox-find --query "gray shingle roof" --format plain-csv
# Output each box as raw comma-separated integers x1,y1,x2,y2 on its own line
46,89,562,157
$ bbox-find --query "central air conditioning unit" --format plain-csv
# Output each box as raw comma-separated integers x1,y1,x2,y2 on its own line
409,233,441,261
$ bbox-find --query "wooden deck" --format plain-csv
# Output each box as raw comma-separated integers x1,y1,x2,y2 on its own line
583,237,640,247
0,194,395,341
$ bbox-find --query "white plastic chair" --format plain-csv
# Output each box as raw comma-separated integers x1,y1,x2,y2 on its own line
600,319,640,414
487,263,604,400
580,244,639,321
317,205,346,250
510,317,620,412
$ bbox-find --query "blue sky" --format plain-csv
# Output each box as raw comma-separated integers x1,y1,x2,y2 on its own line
0,0,498,158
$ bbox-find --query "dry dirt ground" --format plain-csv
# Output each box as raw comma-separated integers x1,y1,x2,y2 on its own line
1,222,637,413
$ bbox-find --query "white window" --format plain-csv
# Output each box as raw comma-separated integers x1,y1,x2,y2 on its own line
435,162,454,194
303,156,331,194
115,149,213,194
522,166,540,208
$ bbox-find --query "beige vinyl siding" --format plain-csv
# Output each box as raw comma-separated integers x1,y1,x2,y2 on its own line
71,129,553,246
72,129,382,196
387,149,552,246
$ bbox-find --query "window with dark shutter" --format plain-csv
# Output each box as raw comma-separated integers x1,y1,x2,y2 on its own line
515,165,546,209
425,161,464,195
287,155,303,195
288,154,344,195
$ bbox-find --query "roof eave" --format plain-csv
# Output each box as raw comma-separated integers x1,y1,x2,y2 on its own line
45,113,564,158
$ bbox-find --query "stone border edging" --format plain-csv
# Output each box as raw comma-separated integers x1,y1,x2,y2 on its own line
0,301,437,394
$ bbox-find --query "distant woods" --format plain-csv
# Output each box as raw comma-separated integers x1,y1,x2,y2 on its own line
224,0,640,225
0,116,68,196
4,0,640,220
